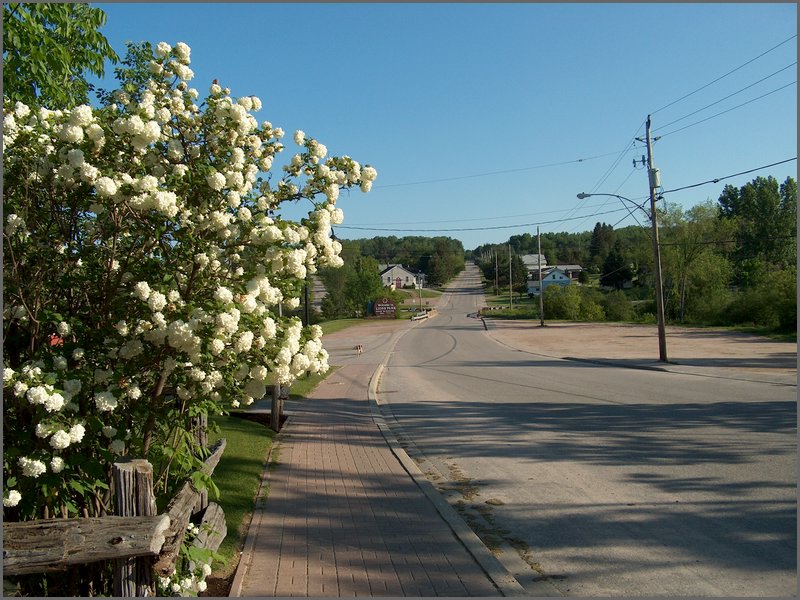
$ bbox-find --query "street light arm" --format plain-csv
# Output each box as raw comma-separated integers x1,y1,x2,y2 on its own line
575,192,649,214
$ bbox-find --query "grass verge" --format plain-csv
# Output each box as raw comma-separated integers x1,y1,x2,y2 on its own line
206,416,274,581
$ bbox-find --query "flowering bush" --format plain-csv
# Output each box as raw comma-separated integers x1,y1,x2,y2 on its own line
2,41,377,521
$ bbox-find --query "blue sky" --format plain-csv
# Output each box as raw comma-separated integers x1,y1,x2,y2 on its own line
91,3,797,250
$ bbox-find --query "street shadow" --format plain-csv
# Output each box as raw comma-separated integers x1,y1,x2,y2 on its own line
382,398,797,467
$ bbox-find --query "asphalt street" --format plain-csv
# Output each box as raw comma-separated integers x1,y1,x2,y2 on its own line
378,266,797,596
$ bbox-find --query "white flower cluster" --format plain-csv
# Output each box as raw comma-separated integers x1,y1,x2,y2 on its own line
3,40,375,517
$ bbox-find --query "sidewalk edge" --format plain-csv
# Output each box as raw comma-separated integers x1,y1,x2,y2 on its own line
368,363,529,598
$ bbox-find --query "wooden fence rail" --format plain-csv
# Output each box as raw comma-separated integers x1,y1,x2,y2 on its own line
3,438,227,596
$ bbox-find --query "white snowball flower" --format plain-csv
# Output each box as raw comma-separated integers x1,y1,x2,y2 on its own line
95,391,118,412
207,171,226,191
209,338,225,356
155,42,172,58
49,430,72,450
59,125,83,144
174,42,191,64
294,130,305,145
26,385,49,405
4,490,22,507
133,281,152,301
69,105,93,127
50,457,66,474
148,291,167,312
214,286,234,304
44,392,65,413
69,423,86,443
18,457,46,478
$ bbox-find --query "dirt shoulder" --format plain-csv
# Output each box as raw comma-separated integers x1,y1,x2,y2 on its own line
484,320,797,384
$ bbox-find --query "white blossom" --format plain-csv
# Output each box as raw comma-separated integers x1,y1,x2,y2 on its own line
95,391,118,412
4,490,22,507
69,423,86,443
49,430,72,450
18,457,47,478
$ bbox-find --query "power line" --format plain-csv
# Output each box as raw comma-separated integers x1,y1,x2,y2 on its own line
659,235,796,248
343,201,614,227
657,80,796,139
655,62,797,131
373,147,639,189
651,34,797,116
660,157,797,195
335,207,629,233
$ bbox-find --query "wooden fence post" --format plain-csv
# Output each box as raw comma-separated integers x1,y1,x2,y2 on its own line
270,383,282,432
113,459,157,597
192,414,209,513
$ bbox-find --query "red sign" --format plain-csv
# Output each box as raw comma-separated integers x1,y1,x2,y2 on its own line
373,298,396,317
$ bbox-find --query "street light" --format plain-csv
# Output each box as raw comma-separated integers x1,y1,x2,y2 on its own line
576,191,668,363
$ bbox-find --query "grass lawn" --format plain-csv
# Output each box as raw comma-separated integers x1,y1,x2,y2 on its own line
320,318,362,335
206,416,274,582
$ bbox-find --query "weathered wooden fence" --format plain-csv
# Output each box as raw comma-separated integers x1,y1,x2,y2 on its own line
3,438,227,596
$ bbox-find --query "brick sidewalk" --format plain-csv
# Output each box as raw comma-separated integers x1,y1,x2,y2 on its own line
232,361,505,597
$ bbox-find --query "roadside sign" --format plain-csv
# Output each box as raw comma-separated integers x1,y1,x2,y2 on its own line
373,298,396,317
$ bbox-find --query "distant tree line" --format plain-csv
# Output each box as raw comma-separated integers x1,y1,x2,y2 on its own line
343,235,465,286
470,175,796,333
316,236,466,319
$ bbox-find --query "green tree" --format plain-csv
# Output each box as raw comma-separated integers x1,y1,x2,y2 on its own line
600,239,633,289
588,222,615,271
319,255,385,318
543,285,581,320
717,176,797,285
600,290,634,321
3,3,118,108
660,201,733,322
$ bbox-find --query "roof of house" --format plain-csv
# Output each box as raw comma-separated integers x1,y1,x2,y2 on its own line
379,264,420,277
521,254,547,267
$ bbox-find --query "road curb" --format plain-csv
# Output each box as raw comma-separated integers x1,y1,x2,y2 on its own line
367,362,530,597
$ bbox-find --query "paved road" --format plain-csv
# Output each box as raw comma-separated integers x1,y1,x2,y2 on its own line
379,265,797,596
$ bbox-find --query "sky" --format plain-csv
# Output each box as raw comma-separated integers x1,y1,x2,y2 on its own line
89,2,797,251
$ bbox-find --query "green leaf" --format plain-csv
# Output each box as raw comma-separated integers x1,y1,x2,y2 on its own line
67,479,85,494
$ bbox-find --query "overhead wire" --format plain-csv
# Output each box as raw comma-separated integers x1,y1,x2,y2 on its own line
343,201,613,227
660,157,797,194
373,147,640,189
655,61,797,131
657,80,796,139
335,207,629,233
650,33,797,116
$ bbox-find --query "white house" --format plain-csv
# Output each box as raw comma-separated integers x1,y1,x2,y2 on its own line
527,267,572,296
379,264,423,290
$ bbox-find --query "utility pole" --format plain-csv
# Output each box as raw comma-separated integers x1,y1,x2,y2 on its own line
645,115,668,362
508,244,513,307
537,226,544,327
494,251,499,297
